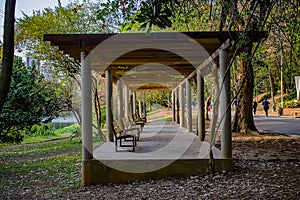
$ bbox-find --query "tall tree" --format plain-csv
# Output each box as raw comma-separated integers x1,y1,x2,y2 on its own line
0,0,16,114
0,57,61,143
219,0,275,134
15,0,122,141
131,0,275,134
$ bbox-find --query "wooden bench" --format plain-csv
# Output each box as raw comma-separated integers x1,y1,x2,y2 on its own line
128,115,144,132
122,118,141,140
112,121,138,152
292,111,300,118
135,113,147,123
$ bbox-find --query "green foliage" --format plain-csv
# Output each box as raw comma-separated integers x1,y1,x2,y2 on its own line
55,124,81,140
276,91,299,108
0,57,61,144
283,100,300,108
283,91,296,101
145,90,171,109
97,0,138,30
0,128,24,145
55,124,79,135
259,1,300,94
23,123,56,137
151,115,172,122
177,1,222,31
276,99,300,108
22,133,70,144
135,0,175,31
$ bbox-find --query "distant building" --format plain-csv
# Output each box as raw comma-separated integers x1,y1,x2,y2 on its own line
26,56,57,82
26,56,40,68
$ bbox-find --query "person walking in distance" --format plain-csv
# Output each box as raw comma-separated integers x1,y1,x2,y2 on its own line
253,101,258,114
262,99,270,117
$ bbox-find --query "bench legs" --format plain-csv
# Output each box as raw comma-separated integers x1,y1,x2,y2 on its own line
115,136,137,152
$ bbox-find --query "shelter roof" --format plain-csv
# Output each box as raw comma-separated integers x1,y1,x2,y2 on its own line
44,31,267,90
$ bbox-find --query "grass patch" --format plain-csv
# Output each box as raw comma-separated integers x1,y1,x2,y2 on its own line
22,132,70,144
0,139,83,197
151,115,173,122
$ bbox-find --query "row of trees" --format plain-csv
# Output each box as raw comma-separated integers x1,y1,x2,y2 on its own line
0,0,299,142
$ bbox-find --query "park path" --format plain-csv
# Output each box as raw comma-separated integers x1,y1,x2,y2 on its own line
254,114,300,136
147,108,300,137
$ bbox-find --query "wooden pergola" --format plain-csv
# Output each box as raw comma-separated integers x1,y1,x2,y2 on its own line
44,32,265,88
44,31,267,185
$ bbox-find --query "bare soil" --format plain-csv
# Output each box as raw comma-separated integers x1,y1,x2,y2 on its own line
62,133,300,200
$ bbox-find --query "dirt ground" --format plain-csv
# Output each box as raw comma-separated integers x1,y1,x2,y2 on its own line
231,132,300,161
66,133,300,200
53,134,300,199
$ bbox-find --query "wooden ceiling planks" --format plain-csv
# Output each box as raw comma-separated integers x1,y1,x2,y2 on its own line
44,31,267,90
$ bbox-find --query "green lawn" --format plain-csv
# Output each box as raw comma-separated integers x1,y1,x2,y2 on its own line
0,139,83,196
22,132,71,144
151,115,173,122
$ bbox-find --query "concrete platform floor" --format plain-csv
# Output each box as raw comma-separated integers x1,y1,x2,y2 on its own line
92,121,224,174
81,121,232,185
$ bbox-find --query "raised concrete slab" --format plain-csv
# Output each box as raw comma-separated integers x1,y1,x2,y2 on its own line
83,122,232,185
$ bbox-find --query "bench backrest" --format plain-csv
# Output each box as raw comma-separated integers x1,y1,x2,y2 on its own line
112,121,123,137
122,117,131,129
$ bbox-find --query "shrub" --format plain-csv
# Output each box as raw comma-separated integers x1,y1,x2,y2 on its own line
27,123,56,137
55,124,79,134
0,128,24,144
0,57,61,144
283,91,296,101
284,100,300,108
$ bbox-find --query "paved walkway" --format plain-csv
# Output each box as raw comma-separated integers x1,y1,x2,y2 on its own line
93,121,225,176
94,121,222,160
254,114,300,136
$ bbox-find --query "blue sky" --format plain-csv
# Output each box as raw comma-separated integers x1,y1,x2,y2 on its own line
0,0,71,38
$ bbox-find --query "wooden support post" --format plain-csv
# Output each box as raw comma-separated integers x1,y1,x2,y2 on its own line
176,88,180,124
139,100,143,117
179,84,185,127
132,92,136,115
106,70,113,142
186,80,192,133
124,85,129,121
172,90,176,122
81,51,93,160
143,92,146,118
220,49,232,159
117,80,123,121
197,71,205,141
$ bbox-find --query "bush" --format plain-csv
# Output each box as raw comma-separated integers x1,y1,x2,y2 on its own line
284,100,300,108
0,128,24,144
26,123,56,137
276,100,300,108
284,91,296,101
0,57,61,144
55,124,79,134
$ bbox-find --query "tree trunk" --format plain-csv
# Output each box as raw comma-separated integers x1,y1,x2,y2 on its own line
0,0,16,114
205,95,211,120
268,69,276,111
232,47,258,134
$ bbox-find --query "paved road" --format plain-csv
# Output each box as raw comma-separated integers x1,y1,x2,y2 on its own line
254,115,300,136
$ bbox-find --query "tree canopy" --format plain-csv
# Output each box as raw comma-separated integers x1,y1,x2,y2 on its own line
0,57,61,143
11,0,300,139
